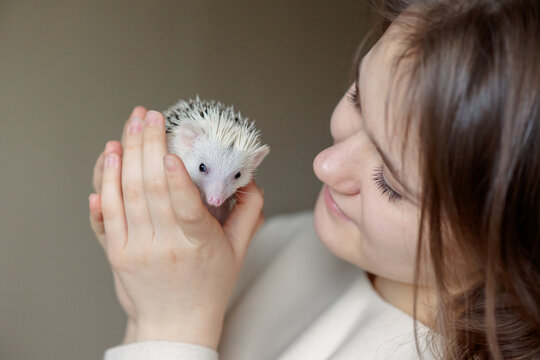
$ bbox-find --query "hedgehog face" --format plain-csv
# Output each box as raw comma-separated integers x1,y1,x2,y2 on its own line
165,99,270,208
190,136,254,207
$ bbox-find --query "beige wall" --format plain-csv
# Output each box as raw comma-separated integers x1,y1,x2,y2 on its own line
0,1,371,359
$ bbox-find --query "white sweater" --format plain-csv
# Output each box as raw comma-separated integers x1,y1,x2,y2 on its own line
104,211,435,360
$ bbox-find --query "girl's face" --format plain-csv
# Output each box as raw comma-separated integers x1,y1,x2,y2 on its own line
313,21,427,285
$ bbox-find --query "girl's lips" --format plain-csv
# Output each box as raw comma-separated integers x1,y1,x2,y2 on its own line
324,185,352,221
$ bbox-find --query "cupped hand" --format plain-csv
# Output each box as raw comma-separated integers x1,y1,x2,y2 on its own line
89,108,265,350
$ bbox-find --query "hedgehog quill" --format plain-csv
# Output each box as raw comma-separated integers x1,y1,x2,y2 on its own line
163,96,270,225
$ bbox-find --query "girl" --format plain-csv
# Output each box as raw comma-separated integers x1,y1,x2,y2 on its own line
89,0,540,359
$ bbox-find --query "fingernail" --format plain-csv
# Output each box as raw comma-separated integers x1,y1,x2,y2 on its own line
146,111,160,127
106,153,118,168
128,116,143,134
164,155,177,172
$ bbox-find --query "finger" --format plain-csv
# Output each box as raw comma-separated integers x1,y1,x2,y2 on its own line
106,140,123,155
121,106,147,148
142,111,177,239
89,193,106,250
163,153,217,245
242,212,265,249
222,181,264,258
94,141,123,194
93,152,105,194
122,112,153,243
101,152,127,251
253,212,265,237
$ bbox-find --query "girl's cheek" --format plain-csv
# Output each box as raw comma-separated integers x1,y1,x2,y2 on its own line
362,193,420,281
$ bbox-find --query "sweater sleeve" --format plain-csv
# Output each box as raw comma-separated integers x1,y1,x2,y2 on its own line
103,341,219,360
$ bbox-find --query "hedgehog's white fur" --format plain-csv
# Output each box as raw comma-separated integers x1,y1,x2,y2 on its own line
163,96,270,224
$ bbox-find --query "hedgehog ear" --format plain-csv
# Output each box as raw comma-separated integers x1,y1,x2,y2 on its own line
178,122,202,149
252,145,270,168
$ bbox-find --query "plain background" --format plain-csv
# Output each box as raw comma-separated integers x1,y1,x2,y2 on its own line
0,1,373,359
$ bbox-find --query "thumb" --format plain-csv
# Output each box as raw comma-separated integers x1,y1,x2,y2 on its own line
163,153,218,246
223,181,265,258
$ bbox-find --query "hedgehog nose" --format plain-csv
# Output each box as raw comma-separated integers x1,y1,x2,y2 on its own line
207,196,222,207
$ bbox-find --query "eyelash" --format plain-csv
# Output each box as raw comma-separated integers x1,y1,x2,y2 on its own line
372,165,403,202
347,87,402,203
347,87,361,113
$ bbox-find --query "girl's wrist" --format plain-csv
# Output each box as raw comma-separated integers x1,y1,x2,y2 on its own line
134,319,224,351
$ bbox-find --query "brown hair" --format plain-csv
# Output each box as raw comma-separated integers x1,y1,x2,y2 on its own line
357,0,540,359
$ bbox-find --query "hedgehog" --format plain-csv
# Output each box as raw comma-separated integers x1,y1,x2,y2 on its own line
163,96,270,225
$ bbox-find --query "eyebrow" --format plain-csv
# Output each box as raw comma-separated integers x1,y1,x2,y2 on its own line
354,59,416,200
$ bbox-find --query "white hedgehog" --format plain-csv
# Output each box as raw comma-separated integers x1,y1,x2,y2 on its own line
163,96,270,224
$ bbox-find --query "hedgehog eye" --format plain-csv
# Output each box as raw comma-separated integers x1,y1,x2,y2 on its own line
234,172,241,179
199,163,208,173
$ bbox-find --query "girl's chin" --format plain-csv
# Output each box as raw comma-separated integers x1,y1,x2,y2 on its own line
314,187,366,268
314,188,349,260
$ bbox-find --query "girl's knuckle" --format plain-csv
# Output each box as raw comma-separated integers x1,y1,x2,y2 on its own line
123,181,143,200
156,244,183,264
145,175,167,193
125,142,140,152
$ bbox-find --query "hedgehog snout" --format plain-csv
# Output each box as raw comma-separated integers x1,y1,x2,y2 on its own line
205,182,226,207
207,195,222,207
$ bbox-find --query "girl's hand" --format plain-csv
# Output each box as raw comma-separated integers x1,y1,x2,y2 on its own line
89,106,148,342
89,109,265,350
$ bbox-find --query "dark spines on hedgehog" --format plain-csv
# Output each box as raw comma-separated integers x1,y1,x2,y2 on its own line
162,96,264,155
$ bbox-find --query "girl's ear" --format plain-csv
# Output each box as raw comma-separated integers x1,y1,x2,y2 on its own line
252,145,270,168
178,122,203,149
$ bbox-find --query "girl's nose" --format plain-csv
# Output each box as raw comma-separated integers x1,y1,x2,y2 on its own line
313,138,361,195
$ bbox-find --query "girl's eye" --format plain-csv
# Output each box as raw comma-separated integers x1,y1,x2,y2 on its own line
234,172,241,179
372,165,403,202
199,163,207,173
